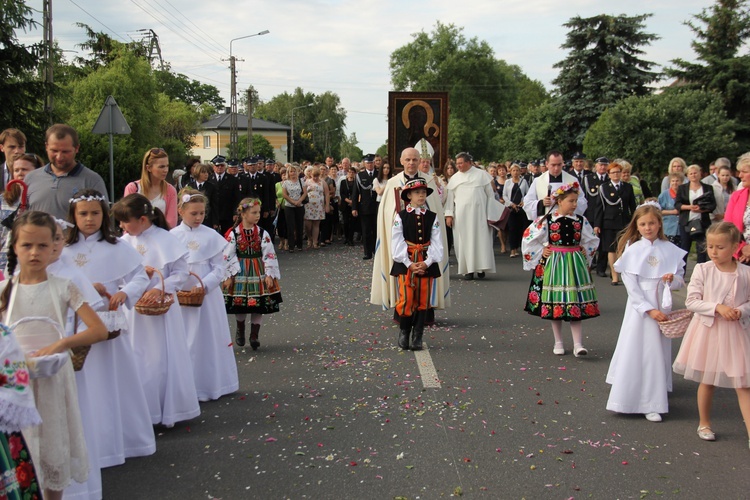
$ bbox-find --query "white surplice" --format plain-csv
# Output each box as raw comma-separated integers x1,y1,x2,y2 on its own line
171,222,238,401
62,233,156,468
605,239,686,414
121,225,200,426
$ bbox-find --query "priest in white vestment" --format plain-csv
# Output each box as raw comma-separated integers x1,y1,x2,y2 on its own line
523,150,587,220
444,153,501,279
370,147,451,310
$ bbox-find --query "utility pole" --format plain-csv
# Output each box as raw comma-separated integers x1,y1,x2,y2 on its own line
43,0,53,124
142,29,165,70
246,86,254,155
229,55,238,159
228,31,269,161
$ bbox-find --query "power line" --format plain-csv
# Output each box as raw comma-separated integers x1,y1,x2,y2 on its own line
67,0,130,43
145,0,226,55
156,0,227,55
129,0,224,63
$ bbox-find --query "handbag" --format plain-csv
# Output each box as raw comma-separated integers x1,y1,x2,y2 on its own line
684,219,704,236
1,180,29,229
299,179,309,205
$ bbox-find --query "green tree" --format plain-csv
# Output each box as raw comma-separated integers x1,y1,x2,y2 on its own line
254,87,347,159
494,101,571,160
376,142,388,158
154,68,224,110
73,23,149,75
553,14,660,146
390,22,541,158
666,0,750,149
583,90,736,183
233,133,275,161
155,94,200,149
0,0,49,151
60,48,162,197
339,132,363,161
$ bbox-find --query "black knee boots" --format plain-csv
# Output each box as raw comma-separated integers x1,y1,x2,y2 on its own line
235,320,246,346
411,310,426,351
398,313,412,350
397,310,427,350
250,323,261,351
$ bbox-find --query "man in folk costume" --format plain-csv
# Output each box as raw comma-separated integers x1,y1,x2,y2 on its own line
445,152,504,280
523,150,587,221
371,146,451,316
391,178,443,350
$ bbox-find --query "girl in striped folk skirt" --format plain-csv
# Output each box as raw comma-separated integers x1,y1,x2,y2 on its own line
522,183,600,357
390,179,443,351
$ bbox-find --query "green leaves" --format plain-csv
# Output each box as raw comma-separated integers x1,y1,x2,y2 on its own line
666,0,750,151
583,90,736,180
389,22,546,160
553,14,660,147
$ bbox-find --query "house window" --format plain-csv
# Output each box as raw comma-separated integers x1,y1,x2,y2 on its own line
203,135,211,148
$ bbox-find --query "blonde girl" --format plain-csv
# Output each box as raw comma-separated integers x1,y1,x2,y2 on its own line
606,203,687,422
673,222,750,446
124,147,178,228
171,188,239,400
224,197,282,350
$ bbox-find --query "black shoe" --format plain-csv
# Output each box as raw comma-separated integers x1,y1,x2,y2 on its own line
398,329,410,350
411,329,423,351
363,255,372,260
596,271,607,277
249,324,260,351
235,321,246,347
464,273,474,280
477,272,485,279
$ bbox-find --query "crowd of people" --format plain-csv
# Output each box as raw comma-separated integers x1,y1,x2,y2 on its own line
1,122,750,500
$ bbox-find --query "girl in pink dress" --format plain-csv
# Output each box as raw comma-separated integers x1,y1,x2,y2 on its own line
673,222,750,446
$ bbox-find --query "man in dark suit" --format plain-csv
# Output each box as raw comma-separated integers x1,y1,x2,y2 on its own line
187,162,218,228
570,152,589,185
261,158,280,242
351,154,379,259
593,162,637,283
208,155,241,235
583,156,609,273
339,166,358,246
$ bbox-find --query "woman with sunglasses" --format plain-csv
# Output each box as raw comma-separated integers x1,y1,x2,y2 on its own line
125,148,178,228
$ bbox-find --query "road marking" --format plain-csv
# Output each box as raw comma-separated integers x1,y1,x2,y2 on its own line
415,343,441,388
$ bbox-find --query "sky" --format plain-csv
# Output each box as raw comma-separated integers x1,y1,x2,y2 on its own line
19,0,715,155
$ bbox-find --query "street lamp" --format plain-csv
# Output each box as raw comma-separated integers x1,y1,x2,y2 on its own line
290,103,314,163
310,119,329,145
228,30,270,158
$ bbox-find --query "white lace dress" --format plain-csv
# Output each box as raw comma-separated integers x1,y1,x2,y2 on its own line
0,276,89,491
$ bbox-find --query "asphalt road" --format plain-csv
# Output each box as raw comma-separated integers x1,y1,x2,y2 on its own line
102,241,750,499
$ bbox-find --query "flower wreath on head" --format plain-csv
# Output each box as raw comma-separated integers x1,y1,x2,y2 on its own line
639,199,662,210
550,182,579,201
69,194,106,204
53,217,74,229
236,199,262,214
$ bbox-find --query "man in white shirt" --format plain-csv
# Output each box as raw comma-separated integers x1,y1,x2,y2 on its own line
523,150,587,221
